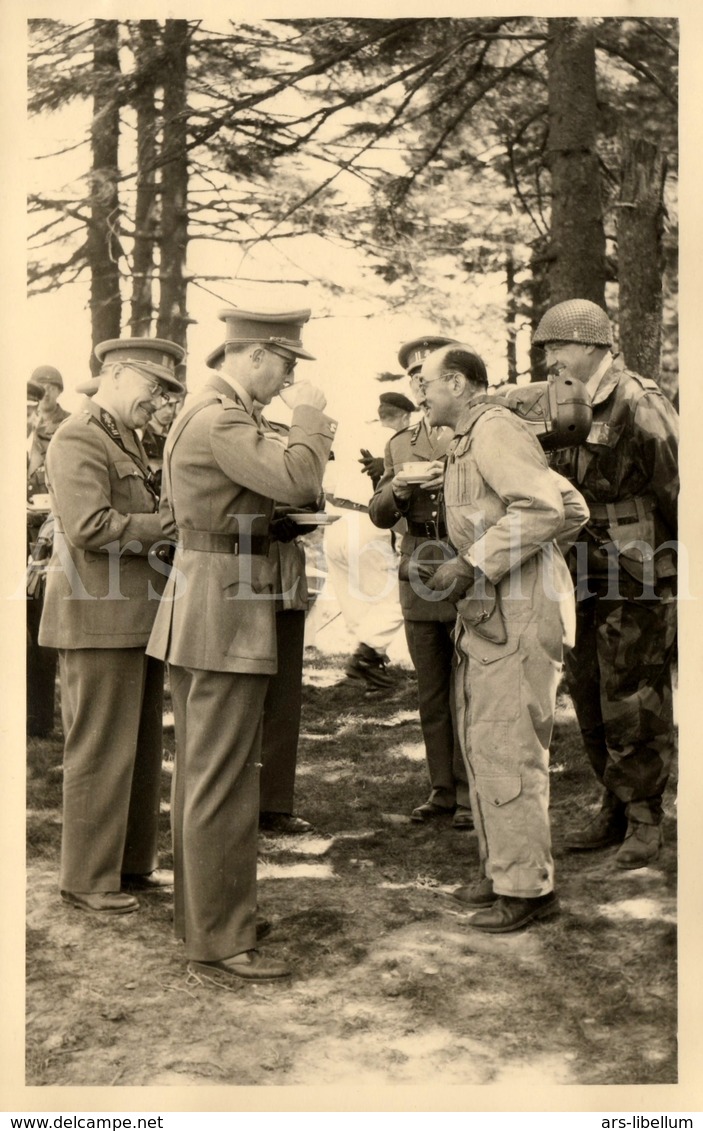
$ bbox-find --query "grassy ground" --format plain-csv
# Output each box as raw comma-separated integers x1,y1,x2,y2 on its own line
25,652,677,1089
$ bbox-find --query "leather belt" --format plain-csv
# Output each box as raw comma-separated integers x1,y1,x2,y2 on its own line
407,520,448,540
180,529,271,555
329,497,368,513
587,496,655,525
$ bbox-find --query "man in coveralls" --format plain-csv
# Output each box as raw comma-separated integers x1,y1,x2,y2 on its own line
418,343,588,932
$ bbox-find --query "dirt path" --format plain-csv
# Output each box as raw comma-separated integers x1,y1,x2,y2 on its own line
25,658,678,1089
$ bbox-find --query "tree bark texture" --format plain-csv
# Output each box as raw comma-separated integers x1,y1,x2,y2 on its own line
156,20,190,354
130,21,160,337
617,135,667,381
88,20,122,371
505,249,517,383
546,18,606,308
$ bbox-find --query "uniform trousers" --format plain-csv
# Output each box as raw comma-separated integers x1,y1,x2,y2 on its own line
260,609,306,814
324,508,404,654
565,577,677,824
58,647,163,892
27,591,57,737
454,565,561,898
403,617,470,810
169,664,266,961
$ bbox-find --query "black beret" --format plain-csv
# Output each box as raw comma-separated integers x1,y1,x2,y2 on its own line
379,392,416,413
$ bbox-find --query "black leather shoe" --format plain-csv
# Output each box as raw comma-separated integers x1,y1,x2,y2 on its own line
256,917,272,941
259,813,313,835
452,807,474,830
61,890,139,915
467,892,558,933
565,809,627,851
345,644,395,690
188,950,291,984
122,869,174,890
452,877,496,908
410,801,455,823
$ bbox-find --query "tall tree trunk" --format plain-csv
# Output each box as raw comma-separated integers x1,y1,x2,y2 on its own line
617,135,667,381
156,20,190,353
527,235,550,381
546,17,606,308
88,20,122,372
505,248,517,383
130,20,160,337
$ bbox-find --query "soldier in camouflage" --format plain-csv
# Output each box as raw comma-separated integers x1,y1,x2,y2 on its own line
533,299,678,869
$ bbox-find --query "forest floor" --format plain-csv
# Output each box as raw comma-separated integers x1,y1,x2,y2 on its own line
25,649,678,1096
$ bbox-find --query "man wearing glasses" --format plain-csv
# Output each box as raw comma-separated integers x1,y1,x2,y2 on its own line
369,335,472,829
39,337,186,916
148,307,336,984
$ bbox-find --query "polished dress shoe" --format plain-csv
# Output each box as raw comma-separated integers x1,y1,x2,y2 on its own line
467,892,558,933
189,949,291,984
614,821,663,869
61,890,139,915
452,876,496,908
452,807,474,830
259,812,312,835
121,869,174,890
410,801,455,823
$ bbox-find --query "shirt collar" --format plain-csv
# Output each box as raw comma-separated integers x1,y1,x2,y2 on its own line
208,371,254,414
586,352,620,406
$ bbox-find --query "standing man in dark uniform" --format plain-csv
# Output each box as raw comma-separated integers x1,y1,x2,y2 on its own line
148,307,336,983
533,299,678,869
39,338,184,914
369,335,472,829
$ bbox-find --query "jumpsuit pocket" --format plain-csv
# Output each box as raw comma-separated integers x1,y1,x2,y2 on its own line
465,634,521,722
475,772,522,810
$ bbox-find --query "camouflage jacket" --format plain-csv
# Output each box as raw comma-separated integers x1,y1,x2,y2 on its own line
548,354,678,581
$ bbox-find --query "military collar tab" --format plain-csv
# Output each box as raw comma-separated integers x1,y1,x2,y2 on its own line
206,373,253,413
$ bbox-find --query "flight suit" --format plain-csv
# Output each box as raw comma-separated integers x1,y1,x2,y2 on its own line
444,399,587,896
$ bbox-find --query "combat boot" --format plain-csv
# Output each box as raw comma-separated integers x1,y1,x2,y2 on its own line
345,643,395,691
565,794,627,851
614,821,663,869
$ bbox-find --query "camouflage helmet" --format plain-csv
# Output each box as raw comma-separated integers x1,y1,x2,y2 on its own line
532,299,613,348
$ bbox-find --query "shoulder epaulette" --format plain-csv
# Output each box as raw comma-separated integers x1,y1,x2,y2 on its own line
626,370,663,395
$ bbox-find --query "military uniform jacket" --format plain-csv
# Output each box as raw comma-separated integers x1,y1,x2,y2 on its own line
369,418,455,621
548,355,678,582
147,374,336,675
38,400,167,649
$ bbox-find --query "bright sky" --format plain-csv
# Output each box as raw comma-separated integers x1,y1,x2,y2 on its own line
25,22,531,444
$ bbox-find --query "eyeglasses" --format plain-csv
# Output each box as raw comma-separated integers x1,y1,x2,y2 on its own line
413,372,453,394
124,366,171,403
264,346,297,377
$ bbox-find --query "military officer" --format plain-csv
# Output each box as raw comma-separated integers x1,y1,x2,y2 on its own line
204,340,317,837
418,343,588,932
369,336,472,828
533,299,679,868
148,307,336,983
39,338,185,914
